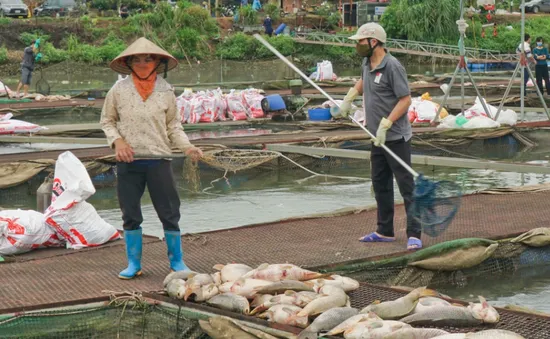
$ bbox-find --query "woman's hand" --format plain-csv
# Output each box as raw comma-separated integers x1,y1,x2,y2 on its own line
185,146,203,162
114,139,135,163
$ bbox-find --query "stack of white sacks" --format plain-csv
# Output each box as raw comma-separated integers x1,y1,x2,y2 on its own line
176,88,266,123
0,152,121,255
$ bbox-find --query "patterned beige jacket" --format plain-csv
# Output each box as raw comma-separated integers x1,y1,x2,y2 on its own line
100,75,194,157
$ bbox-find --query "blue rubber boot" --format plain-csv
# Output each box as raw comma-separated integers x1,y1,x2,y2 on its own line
164,230,190,272
118,229,143,279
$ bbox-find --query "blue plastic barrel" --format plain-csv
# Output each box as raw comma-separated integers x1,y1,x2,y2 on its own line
261,94,286,112
274,23,286,35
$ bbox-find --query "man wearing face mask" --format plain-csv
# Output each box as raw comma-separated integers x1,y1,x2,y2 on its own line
338,23,421,250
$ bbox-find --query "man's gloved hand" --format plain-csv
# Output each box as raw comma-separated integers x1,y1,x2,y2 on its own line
331,87,358,118
374,117,392,147
35,53,42,62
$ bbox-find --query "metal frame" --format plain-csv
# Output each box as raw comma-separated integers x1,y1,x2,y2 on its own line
294,32,518,63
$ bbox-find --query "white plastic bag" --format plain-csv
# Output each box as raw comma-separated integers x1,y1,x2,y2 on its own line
51,151,96,207
241,89,265,119
225,90,248,121
0,209,64,255
496,109,518,126
0,119,45,135
45,201,121,250
464,97,498,119
315,60,334,81
437,115,459,129
462,116,501,129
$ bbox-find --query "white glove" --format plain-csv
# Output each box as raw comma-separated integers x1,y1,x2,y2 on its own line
331,87,359,118
374,117,393,146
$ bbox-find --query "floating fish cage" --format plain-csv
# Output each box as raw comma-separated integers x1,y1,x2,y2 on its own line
317,230,550,291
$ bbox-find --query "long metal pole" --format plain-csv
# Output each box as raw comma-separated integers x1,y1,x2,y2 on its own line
494,61,521,120
525,65,550,119
520,0,525,120
432,64,461,123
253,33,420,178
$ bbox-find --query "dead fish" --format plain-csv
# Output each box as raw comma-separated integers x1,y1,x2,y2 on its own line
186,273,215,289
465,329,525,338
400,297,499,329
297,291,322,302
429,335,466,339
253,280,314,294
243,263,327,282
211,272,223,285
251,294,273,308
308,275,360,292
297,286,348,317
198,317,257,339
344,319,411,339
511,227,550,247
298,307,359,339
184,283,219,302
382,327,451,338
163,270,197,287
206,293,250,315
413,297,453,314
213,263,254,282
360,287,438,320
324,312,382,336
218,281,234,294
165,279,187,299
259,304,309,328
230,278,273,298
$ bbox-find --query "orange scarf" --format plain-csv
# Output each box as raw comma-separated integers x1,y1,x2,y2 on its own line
132,63,157,101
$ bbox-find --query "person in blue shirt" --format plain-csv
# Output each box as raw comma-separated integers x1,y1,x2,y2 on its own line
533,36,550,95
264,15,273,37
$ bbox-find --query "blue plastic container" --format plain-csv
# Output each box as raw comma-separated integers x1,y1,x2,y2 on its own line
274,23,286,35
262,94,286,112
308,108,331,121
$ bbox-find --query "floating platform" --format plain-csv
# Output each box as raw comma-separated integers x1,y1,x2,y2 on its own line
2,187,550,338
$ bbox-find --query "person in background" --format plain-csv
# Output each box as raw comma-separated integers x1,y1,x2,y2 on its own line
517,34,535,96
264,15,273,37
15,40,38,99
100,37,203,280
533,36,550,96
337,23,421,251
120,5,129,19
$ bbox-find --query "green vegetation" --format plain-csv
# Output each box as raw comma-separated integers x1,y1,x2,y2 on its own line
0,46,8,64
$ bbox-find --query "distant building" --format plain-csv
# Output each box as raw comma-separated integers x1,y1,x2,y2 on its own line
343,0,391,27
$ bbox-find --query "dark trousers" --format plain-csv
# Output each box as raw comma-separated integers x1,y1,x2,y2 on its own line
371,138,421,239
117,160,181,232
535,64,550,95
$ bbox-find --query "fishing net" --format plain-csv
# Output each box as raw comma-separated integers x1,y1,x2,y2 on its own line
35,68,51,96
200,149,281,172
409,175,462,237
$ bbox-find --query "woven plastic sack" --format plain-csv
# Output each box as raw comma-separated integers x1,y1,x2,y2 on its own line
176,89,194,123
51,151,96,206
45,201,121,250
0,119,45,135
0,113,13,121
241,89,265,119
0,209,64,255
226,90,248,121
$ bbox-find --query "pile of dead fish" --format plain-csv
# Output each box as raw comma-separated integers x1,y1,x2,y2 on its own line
163,263,525,338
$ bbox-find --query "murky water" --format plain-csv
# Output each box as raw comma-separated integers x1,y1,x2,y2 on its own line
2,60,550,314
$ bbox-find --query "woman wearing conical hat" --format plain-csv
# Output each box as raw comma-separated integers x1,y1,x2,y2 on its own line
100,37,203,279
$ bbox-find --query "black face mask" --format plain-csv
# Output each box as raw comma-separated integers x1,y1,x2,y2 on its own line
356,39,376,58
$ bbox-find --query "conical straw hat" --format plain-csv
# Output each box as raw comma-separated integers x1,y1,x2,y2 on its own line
109,37,178,75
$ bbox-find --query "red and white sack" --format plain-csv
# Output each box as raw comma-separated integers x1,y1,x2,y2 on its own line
45,201,121,250
241,89,265,119
226,90,248,121
0,209,64,255
176,89,194,123
51,151,96,207
45,151,121,249
407,99,438,123
464,97,498,120
187,95,207,124
201,91,218,123
212,88,227,121
0,119,45,135
0,113,13,121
